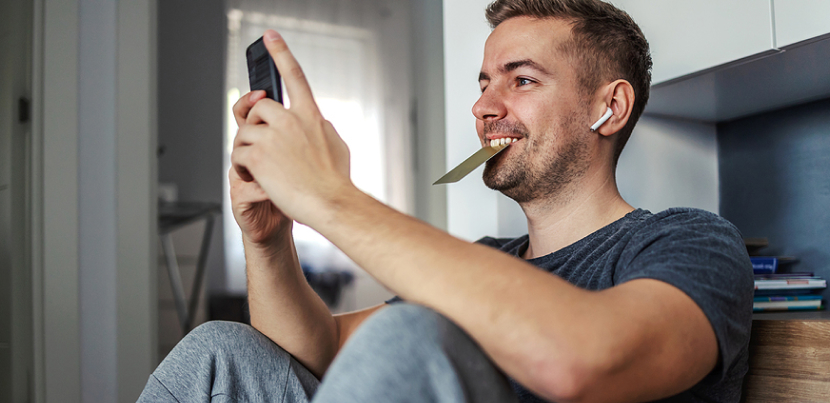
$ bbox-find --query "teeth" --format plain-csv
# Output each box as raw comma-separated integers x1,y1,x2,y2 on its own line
488,138,519,148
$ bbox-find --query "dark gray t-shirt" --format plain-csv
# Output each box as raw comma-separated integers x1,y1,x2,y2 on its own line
391,208,754,402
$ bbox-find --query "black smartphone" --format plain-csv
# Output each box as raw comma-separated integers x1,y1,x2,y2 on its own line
246,37,283,103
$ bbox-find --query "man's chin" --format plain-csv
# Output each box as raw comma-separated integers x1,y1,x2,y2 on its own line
482,164,503,190
483,178,508,192
483,156,532,197
483,169,520,193
484,165,537,203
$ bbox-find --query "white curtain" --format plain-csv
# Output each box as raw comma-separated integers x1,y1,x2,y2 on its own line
223,0,413,297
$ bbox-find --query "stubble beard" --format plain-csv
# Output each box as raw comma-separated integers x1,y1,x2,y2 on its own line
483,114,590,204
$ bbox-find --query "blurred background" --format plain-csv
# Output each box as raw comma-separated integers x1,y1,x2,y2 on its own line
2,0,830,402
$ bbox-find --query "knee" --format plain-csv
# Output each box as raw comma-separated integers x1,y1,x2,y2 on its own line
158,321,290,373
383,303,456,329
177,321,282,358
321,304,503,401
188,320,252,337
186,320,257,345
353,303,466,350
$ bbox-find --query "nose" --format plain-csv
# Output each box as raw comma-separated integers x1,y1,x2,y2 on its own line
472,86,506,122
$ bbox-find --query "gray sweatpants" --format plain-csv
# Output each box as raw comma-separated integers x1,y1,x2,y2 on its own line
137,303,520,402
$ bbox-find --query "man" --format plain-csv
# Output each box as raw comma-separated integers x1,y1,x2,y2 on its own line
139,0,753,402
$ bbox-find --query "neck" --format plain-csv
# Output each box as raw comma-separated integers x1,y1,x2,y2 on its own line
519,166,634,260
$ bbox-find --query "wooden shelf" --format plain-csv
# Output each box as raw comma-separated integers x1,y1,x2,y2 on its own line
752,310,830,321
743,319,830,401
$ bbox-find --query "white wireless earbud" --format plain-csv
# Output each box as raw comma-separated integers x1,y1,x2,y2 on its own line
590,107,613,131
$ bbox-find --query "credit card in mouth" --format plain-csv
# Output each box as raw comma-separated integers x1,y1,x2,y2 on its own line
433,143,510,185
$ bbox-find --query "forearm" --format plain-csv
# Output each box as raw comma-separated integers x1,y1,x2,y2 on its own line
245,234,339,378
305,185,600,396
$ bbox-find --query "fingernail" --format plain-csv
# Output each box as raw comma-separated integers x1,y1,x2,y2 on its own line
264,30,281,42
250,91,260,101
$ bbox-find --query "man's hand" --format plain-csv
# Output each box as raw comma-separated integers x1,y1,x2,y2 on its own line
228,35,370,378
229,90,293,255
229,166,291,250
231,29,351,227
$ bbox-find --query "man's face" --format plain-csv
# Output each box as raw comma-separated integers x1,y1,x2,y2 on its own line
475,17,592,203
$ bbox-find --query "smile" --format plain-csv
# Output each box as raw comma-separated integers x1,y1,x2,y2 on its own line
488,137,519,147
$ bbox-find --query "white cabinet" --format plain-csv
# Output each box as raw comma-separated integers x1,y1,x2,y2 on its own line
773,0,830,48
612,0,774,84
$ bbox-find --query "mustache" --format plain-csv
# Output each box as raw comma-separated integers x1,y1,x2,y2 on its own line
483,120,529,138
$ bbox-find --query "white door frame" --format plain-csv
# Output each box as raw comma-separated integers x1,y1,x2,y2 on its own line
31,0,157,401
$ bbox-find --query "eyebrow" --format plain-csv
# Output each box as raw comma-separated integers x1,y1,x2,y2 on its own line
479,59,551,82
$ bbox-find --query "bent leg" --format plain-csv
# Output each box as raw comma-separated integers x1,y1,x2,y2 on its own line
312,303,519,403
138,321,319,403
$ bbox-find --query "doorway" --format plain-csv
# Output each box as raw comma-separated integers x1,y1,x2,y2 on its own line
0,0,35,402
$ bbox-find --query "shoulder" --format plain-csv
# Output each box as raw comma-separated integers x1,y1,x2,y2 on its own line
620,208,748,274
634,208,743,242
476,236,506,248
616,207,753,298
617,207,754,319
646,207,738,228
476,235,529,254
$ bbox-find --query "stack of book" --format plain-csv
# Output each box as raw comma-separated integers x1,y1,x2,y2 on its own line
746,239,826,312
754,272,826,312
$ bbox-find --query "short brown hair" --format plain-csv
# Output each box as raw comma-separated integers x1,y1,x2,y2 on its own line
486,0,652,165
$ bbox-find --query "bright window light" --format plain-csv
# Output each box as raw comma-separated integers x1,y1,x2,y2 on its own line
224,11,386,292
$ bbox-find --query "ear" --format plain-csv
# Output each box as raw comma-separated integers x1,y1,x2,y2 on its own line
594,79,635,137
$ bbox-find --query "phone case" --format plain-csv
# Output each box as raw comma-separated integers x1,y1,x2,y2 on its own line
246,37,283,103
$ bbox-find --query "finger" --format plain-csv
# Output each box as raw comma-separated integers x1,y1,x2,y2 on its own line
262,30,320,114
228,168,270,202
231,145,256,182
245,98,289,126
233,124,270,150
233,90,267,127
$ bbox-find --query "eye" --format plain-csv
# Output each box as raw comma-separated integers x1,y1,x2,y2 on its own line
517,77,533,86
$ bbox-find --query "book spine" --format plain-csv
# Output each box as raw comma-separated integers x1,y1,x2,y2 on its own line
753,295,823,302
750,257,778,274
753,305,824,312
754,279,827,289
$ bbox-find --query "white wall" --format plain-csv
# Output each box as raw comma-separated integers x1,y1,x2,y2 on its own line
443,0,527,241
78,0,118,400
617,116,719,213
411,0,448,230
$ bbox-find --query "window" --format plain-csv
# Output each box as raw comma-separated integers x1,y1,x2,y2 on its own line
224,10,392,296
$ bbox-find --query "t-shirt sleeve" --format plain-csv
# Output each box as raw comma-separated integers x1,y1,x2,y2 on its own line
614,209,754,381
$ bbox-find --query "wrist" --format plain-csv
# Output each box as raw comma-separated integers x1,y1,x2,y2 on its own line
301,181,365,230
242,225,294,262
